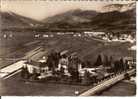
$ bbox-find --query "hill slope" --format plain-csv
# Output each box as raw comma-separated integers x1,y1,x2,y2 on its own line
0,11,42,29
1,3,136,33
41,2,136,32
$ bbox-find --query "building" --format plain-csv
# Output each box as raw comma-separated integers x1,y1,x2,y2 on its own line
84,31,105,37
23,60,51,79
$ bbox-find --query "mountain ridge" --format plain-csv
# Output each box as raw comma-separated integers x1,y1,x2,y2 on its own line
1,3,136,33
102,2,136,12
0,11,43,29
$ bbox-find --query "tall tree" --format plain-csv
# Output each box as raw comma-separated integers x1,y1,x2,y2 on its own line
109,56,113,66
94,54,103,67
103,54,109,67
119,58,125,71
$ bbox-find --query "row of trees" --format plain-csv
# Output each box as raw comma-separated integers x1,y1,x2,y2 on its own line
46,51,129,75
46,51,61,70
113,58,129,73
21,51,130,84
94,54,129,73
94,54,113,67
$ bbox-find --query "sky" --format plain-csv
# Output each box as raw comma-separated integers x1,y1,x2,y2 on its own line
1,0,135,21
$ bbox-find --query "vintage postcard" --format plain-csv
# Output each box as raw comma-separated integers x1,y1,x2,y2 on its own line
0,0,136,96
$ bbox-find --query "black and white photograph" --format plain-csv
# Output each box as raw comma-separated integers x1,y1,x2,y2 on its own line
0,0,136,96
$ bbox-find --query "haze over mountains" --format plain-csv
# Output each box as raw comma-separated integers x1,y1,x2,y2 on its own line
1,3,136,32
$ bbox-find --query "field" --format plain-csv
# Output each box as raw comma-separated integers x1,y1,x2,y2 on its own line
99,81,136,96
0,32,40,68
0,72,93,96
40,36,135,65
0,31,136,69
0,31,136,96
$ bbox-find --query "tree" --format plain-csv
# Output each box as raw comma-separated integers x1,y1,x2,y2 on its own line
124,60,129,70
82,70,91,85
107,55,114,72
81,61,86,68
113,60,118,73
119,58,125,71
60,66,65,76
68,67,79,82
40,62,46,67
85,61,91,68
46,54,53,70
103,54,109,67
109,56,113,66
46,51,61,70
94,54,103,67
21,66,29,79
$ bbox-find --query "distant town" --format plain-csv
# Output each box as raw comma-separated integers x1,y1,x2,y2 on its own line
1,31,136,43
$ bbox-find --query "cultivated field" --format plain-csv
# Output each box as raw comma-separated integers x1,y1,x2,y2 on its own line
0,31,136,68
41,36,135,65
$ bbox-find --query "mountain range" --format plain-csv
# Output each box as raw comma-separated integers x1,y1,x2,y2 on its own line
0,3,136,33
0,11,43,29
102,2,136,12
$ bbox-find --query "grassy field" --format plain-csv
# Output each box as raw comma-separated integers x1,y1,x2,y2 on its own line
99,81,136,96
0,31,136,96
0,34,40,68
0,32,136,68
41,36,135,65
0,72,93,96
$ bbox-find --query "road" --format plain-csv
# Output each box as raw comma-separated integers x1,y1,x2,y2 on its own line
0,45,48,79
80,69,136,96
0,69,135,96
0,61,25,79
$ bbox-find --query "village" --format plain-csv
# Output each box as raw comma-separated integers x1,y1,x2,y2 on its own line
1,31,135,44
0,30,136,86
20,48,135,85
